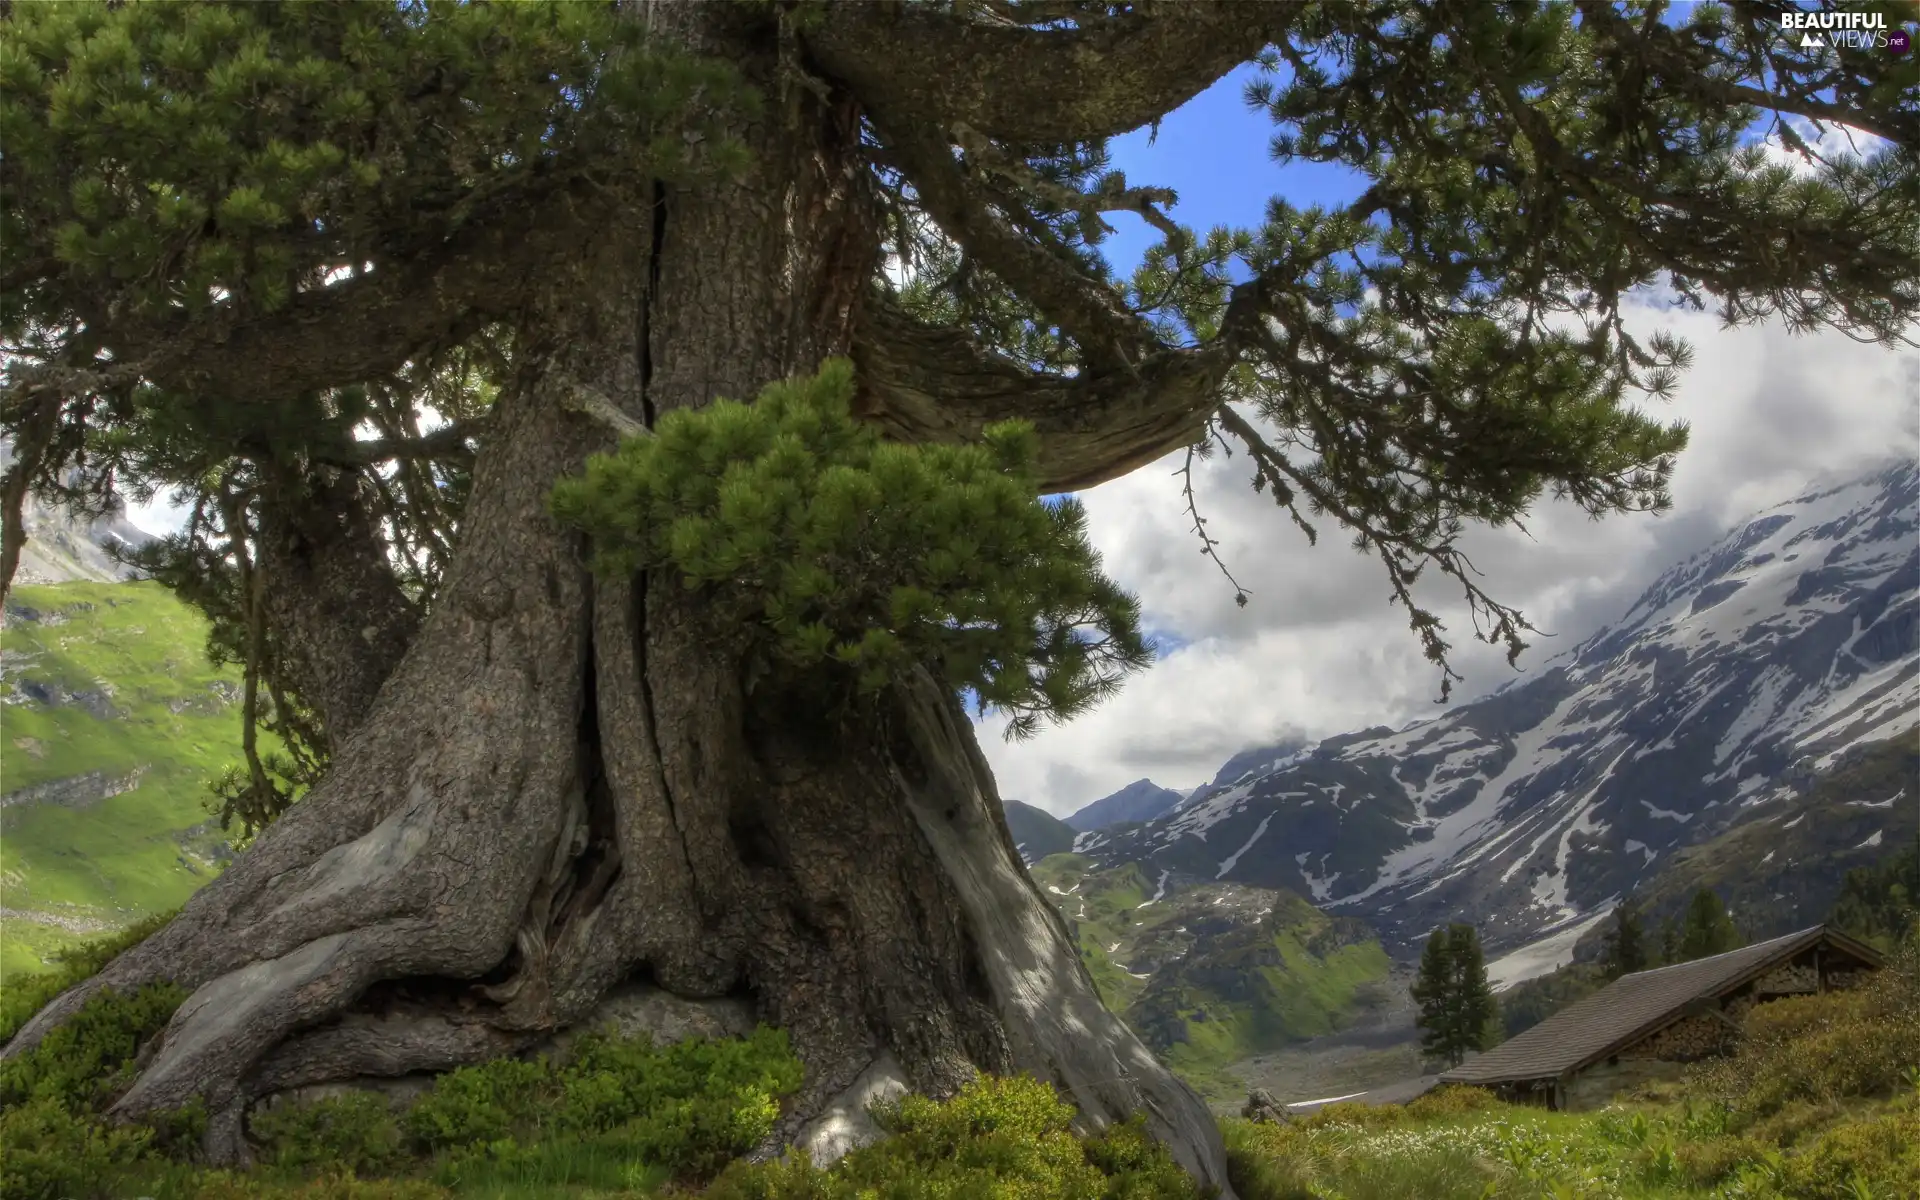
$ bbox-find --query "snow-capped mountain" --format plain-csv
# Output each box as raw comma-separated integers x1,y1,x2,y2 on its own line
1074,460,1919,954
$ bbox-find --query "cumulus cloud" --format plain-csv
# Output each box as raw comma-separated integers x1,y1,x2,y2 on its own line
981,297,1920,816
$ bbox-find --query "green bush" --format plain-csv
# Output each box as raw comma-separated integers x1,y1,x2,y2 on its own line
397,1023,803,1181
401,1057,549,1151
0,981,185,1114
0,1096,152,1200
1688,934,1920,1121
0,911,176,1047
705,1074,1205,1200
1771,1106,1920,1198
549,360,1152,739
0,980,189,1200
251,1092,406,1176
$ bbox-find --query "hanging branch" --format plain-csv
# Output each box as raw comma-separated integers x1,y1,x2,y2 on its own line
1177,431,1249,608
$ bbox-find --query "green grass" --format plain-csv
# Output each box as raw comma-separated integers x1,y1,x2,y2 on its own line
0,922,88,981
1,581,252,976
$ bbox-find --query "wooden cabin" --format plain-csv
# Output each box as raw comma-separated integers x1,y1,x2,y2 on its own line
1439,924,1884,1110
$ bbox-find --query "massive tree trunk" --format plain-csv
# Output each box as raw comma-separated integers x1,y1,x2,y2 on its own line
2,9,1234,1193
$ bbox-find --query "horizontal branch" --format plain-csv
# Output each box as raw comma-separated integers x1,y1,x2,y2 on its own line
806,2,1279,145
320,420,486,468
852,292,1236,492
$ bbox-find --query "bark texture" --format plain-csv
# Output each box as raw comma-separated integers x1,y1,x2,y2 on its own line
2,7,1234,1192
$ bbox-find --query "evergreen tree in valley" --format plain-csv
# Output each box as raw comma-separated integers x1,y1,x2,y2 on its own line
2,1,1915,1179
1677,889,1744,963
1660,916,1683,967
1600,897,1649,980
1829,841,1920,951
1412,923,1499,1068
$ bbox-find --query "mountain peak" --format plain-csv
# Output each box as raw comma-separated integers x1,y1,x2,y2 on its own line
1066,778,1186,833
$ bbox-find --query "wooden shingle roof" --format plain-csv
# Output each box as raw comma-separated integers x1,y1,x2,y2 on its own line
1440,924,1884,1086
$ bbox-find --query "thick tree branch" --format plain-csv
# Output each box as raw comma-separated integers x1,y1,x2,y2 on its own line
805,2,1280,145
879,125,1159,368
852,292,1237,492
951,122,1183,241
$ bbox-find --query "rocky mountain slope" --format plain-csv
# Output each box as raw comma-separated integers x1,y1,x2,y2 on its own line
1615,735,1916,944
0,439,155,586
1066,460,1918,956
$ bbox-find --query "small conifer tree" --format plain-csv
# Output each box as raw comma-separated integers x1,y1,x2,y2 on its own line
1600,896,1649,980
1412,922,1499,1068
1677,889,1743,963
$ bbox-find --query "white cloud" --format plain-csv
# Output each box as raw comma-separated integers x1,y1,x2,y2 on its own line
982,296,1920,816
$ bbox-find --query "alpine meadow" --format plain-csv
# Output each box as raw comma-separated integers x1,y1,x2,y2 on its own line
1,2,1918,1196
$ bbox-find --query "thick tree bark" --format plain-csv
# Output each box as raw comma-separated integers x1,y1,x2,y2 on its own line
2,8,1234,1193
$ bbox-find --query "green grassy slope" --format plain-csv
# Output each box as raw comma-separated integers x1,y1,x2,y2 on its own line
1129,892,1390,1093
1028,853,1392,1097
1,581,242,978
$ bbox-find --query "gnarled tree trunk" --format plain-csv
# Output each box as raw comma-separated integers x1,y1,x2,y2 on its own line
2,9,1234,1193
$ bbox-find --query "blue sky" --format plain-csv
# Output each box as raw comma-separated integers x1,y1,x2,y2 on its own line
1099,63,1367,276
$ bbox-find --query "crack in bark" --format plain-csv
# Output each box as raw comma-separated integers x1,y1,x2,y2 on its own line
639,181,668,431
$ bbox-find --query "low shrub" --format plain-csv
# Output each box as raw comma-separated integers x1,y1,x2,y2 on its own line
0,1096,152,1200
1771,1106,1920,1198
0,981,188,1200
0,981,185,1114
398,1022,802,1181
1688,933,1920,1123
0,911,177,1047
1670,1132,1767,1185
705,1074,1205,1200
401,1057,549,1150
252,1092,407,1176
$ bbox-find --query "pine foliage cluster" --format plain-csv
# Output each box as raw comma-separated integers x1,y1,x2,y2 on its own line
549,361,1152,738
0,0,736,326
